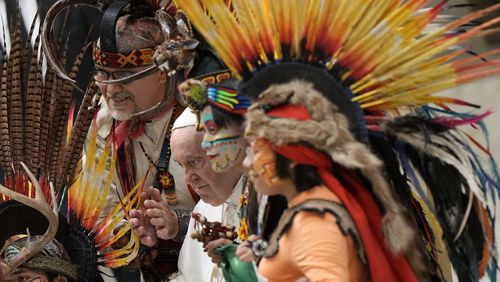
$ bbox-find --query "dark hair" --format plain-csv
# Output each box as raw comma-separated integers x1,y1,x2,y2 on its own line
45,271,77,282
46,272,59,282
210,104,245,129
261,195,288,240
275,151,323,192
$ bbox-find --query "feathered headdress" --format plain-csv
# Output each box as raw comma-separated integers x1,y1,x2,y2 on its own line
175,1,500,281
42,0,199,84
178,72,251,130
0,10,140,280
0,125,141,280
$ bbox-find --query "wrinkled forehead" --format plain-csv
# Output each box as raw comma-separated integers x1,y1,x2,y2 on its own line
171,127,205,155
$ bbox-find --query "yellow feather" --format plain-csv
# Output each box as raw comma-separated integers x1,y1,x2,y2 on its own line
176,0,500,110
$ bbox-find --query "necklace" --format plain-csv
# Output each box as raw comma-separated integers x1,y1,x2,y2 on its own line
138,141,158,168
152,104,182,205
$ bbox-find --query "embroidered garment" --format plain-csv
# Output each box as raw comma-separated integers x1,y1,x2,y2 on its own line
84,102,196,221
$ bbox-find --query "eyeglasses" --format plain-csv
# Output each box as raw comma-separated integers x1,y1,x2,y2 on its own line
92,69,136,81
91,65,159,85
91,69,136,84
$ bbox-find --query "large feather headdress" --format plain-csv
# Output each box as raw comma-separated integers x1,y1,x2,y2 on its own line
0,10,140,280
175,1,500,281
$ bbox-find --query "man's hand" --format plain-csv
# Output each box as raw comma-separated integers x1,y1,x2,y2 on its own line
205,238,233,265
144,194,179,240
129,186,161,247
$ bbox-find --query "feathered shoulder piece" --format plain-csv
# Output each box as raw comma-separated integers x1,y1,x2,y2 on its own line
0,120,140,281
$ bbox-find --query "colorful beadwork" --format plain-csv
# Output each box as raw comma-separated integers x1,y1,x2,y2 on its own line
93,44,154,68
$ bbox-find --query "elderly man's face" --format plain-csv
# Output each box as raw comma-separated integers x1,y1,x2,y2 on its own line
171,126,242,206
95,66,168,120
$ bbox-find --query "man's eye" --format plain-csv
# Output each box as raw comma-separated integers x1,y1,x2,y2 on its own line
17,276,36,282
92,69,107,80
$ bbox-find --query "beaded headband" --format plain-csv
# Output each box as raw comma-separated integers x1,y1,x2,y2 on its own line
92,43,155,68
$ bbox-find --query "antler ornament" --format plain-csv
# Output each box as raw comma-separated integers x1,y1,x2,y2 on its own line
0,163,58,271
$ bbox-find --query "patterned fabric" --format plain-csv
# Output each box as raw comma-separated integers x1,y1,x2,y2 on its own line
93,44,154,68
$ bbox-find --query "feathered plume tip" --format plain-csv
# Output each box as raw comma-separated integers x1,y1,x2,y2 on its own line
68,120,139,268
378,109,500,281
179,78,251,114
176,0,500,112
206,85,251,114
178,79,209,112
0,172,54,207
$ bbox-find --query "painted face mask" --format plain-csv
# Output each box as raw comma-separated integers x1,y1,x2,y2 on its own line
246,138,289,196
200,106,246,172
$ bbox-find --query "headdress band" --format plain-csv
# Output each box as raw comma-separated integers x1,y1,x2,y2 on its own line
93,43,154,68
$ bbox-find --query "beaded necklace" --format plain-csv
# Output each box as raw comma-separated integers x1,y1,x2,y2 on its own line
114,104,182,201
152,104,181,205
237,177,252,241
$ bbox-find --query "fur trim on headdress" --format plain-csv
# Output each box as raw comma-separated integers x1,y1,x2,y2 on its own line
246,80,415,254
178,79,209,112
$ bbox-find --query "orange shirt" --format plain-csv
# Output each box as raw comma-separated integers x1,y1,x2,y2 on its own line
258,186,368,282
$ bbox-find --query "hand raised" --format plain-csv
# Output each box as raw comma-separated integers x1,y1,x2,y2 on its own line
129,186,162,247
144,196,179,240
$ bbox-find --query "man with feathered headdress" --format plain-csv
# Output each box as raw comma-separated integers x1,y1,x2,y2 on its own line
40,0,227,280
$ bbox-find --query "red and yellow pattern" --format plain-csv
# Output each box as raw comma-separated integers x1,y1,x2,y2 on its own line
68,120,140,267
175,0,500,111
93,44,154,68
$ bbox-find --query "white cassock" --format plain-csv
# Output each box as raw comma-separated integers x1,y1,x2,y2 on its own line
170,177,244,282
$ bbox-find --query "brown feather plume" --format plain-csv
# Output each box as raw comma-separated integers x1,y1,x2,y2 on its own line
24,19,42,175
8,9,25,165
0,33,11,171
53,39,89,189
46,34,71,182
61,82,100,185
1,7,94,193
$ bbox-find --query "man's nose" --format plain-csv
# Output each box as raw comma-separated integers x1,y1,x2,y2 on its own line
242,148,253,171
185,170,200,185
201,138,212,150
105,83,123,95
